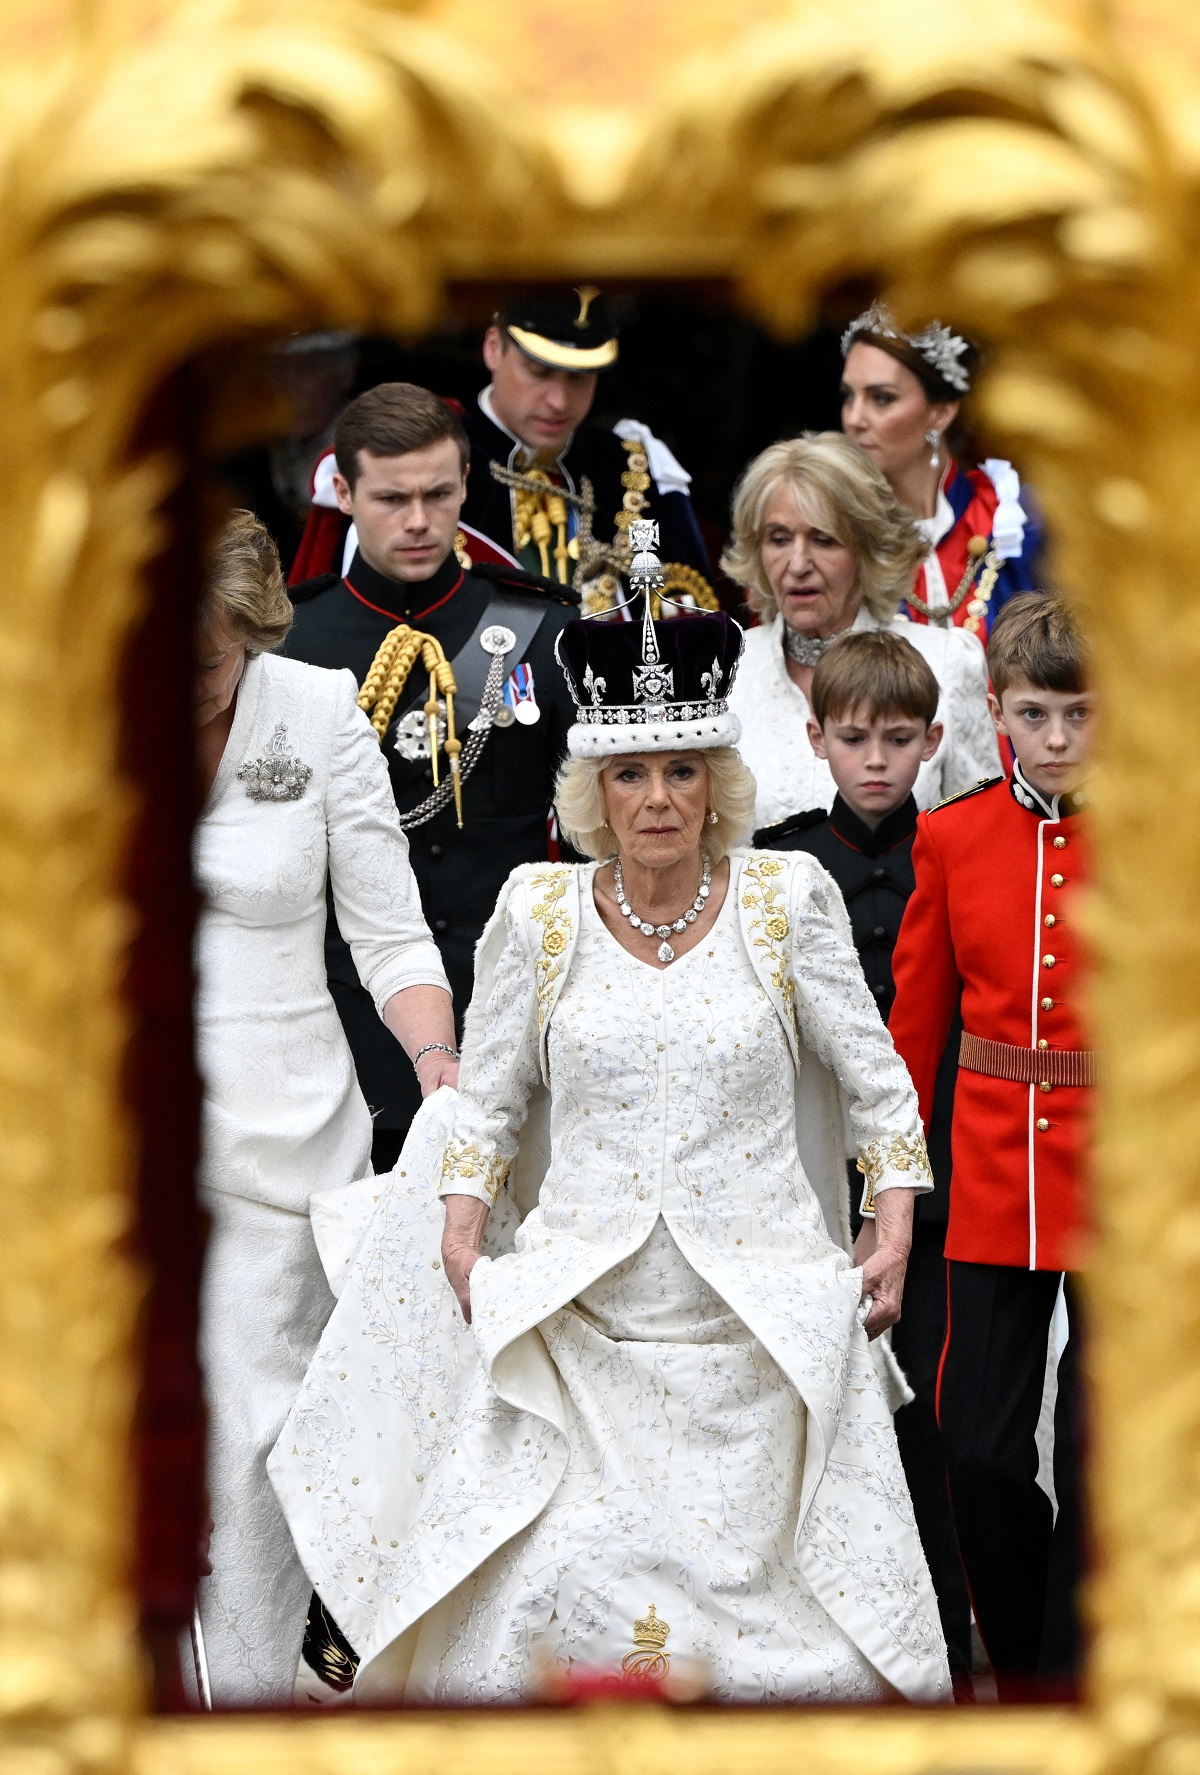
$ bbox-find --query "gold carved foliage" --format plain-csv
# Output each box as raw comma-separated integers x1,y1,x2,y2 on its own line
2,2,1200,1773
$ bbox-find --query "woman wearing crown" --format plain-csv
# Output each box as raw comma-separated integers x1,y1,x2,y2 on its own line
840,302,1043,636
271,531,950,1706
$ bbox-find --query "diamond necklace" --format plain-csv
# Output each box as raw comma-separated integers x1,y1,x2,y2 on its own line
782,626,839,667
613,855,712,964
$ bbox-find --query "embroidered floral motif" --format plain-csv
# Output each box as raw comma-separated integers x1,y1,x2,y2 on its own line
741,854,796,1014
856,1131,933,1212
236,722,313,802
529,867,573,1031
441,1137,510,1204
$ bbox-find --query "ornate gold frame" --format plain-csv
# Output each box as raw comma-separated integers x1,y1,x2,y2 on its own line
3,1,1196,1770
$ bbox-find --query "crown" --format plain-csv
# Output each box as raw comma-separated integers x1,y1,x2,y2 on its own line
631,1604,671,1651
554,592,744,758
842,300,972,393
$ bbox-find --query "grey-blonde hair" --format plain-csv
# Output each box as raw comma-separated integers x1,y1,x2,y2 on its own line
554,748,758,862
720,432,927,624
199,509,293,657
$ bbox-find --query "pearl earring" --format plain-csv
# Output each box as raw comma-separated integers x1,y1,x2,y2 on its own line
925,427,941,470
707,810,718,825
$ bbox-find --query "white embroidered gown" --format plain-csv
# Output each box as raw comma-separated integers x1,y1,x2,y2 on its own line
273,858,949,1705
195,651,447,1703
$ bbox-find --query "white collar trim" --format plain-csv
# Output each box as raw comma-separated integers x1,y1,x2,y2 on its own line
478,384,573,465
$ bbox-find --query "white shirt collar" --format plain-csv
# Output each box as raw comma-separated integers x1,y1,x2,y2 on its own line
478,384,573,464
914,463,956,550
1008,759,1079,820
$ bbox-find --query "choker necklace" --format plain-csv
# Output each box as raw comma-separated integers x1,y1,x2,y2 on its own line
614,856,712,964
782,626,840,667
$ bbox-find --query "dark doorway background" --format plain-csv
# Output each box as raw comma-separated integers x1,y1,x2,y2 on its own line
222,282,866,585
355,288,850,544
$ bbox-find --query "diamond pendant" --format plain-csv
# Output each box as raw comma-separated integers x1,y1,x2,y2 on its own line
657,940,675,964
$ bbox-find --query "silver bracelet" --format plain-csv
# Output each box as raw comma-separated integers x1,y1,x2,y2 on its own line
413,1041,459,1068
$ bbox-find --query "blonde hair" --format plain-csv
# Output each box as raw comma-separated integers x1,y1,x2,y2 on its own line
554,748,758,862
199,509,293,657
720,432,927,624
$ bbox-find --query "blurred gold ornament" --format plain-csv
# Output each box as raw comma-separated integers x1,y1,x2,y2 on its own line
0,3,1198,1773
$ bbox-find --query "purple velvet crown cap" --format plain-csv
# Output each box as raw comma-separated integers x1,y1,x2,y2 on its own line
555,608,745,758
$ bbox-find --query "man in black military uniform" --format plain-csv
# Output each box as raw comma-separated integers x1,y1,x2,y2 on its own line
285,380,578,1171
462,289,711,608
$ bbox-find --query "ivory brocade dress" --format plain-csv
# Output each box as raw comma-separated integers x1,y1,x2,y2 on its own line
194,650,447,1703
272,855,951,1705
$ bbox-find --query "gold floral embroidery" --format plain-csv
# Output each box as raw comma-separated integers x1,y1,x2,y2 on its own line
529,866,574,1031
856,1131,933,1213
441,1138,510,1204
741,853,796,1015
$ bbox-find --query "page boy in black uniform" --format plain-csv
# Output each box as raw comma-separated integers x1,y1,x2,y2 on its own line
755,628,972,1695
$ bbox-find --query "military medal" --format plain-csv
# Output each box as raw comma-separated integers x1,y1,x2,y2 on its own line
506,662,541,726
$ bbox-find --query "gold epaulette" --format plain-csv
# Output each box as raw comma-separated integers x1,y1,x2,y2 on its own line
929,775,1004,813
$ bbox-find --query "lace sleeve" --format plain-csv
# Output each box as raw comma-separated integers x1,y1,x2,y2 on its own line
786,860,933,1213
438,882,542,1207
325,672,449,1012
940,629,1002,798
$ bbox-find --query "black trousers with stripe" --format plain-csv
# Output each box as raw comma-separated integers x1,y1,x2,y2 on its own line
890,1223,973,1682
936,1261,1084,1699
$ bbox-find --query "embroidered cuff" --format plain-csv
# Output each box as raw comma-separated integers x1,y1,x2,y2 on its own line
856,1131,934,1217
438,1138,510,1206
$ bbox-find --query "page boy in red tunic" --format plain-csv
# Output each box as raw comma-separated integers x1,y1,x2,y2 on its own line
888,594,1095,1700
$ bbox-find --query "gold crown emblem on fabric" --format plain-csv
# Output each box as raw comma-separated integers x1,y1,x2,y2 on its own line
621,1604,671,1678
357,626,463,826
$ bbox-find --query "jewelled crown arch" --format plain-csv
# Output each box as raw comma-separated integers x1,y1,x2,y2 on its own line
0,2,1198,1773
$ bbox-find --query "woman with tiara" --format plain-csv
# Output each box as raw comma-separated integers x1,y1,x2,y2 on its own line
840,302,1043,638
271,526,950,1707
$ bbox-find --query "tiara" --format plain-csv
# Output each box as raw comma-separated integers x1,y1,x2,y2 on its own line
841,300,972,393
